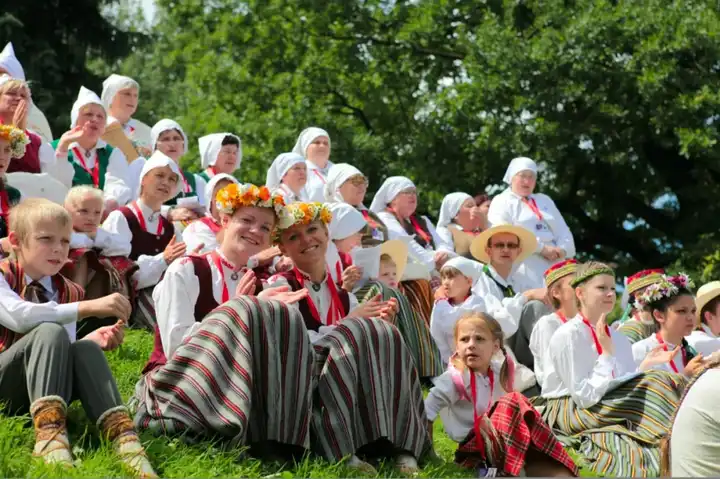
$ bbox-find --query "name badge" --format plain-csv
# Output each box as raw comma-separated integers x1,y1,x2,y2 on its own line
535,222,549,232
372,229,384,240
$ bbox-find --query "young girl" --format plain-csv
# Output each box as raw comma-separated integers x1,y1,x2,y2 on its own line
378,253,399,288
62,185,137,337
533,261,687,477
265,152,309,204
103,151,189,330
617,269,665,343
529,259,578,396
631,273,706,377
0,124,28,251
182,173,238,254
425,313,577,477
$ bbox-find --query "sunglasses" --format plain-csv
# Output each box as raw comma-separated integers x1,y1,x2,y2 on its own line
491,242,520,250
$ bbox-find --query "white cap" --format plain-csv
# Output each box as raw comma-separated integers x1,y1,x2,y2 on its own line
70,86,105,128
0,42,25,80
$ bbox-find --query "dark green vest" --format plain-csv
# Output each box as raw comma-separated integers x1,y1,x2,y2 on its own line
164,169,199,206
197,171,211,183
51,140,111,189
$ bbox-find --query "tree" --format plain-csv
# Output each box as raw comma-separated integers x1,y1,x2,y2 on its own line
119,0,720,277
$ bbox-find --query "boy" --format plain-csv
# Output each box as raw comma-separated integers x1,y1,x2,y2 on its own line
0,198,155,476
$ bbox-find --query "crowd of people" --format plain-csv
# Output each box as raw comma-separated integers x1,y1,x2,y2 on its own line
1,40,719,478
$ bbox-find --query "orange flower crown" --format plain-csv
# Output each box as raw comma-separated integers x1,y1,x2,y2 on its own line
272,202,333,243
0,125,30,159
215,183,293,228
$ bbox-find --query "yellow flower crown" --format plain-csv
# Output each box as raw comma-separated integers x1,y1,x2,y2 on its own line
273,202,333,243
0,125,30,159
215,183,293,228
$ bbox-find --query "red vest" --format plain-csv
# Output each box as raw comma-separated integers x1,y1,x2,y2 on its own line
118,206,175,260
7,130,42,174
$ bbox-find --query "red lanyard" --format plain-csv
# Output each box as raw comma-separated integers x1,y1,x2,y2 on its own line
580,314,609,355
388,207,432,245
522,197,543,221
312,170,327,184
210,251,238,303
178,169,191,193
470,369,494,455
0,190,9,224
361,210,379,229
130,202,163,235
293,267,344,325
71,147,100,187
655,332,687,374
207,166,217,177
557,312,567,323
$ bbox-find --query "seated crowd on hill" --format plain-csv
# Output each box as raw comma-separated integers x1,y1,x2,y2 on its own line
1,41,720,478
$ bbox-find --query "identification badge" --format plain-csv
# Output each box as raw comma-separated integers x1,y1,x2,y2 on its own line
535,222,549,232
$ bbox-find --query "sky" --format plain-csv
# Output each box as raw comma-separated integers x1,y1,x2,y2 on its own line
141,0,157,22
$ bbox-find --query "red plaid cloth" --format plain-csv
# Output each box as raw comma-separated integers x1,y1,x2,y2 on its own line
455,392,578,476
63,248,139,300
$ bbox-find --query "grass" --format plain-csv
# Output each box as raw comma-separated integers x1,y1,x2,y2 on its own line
0,330,594,477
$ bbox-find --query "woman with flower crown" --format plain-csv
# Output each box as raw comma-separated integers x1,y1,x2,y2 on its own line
268,202,430,474
631,273,707,377
0,124,28,252
531,261,687,477
133,183,315,460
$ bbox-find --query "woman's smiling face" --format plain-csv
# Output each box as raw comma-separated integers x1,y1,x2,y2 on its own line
277,219,329,269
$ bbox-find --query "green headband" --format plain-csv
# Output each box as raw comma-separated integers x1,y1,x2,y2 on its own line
570,266,615,287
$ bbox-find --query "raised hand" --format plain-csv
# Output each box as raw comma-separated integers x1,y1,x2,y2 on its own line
341,265,363,292
347,294,395,320
640,345,681,371
163,237,187,264
234,269,257,297
683,353,706,377
258,286,309,305
12,98,28,130
596,313,614,356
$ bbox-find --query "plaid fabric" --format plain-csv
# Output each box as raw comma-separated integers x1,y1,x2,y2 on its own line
355,280,443,378
455,392,578,476
134,297,314,447
618,319,656,344
399,279,434,325
311,317,431,461
532,370,686,477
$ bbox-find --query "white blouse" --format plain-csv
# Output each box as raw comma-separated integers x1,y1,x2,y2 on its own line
529,312,569,397
686,325,720,356
0,275,78,335
547,315,638,408
102,200,181,289
303,160,333,203
376,211,454,272
182,217,219,255
425,360,506,442
632,333,687,374
430,295,487,364
274,183,309,204
70,228,131,257
266,269,359,343
470,264,534,333
32,139,74,187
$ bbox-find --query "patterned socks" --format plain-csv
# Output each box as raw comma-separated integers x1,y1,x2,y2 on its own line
30,396,73,465
97,407,157,478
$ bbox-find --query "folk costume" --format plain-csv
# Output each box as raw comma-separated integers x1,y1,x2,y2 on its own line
196,132,242,184
265,152,309,204
436,192,483,258
101,74,153,152
0,124,27,242
686,281,720,355
182,173,239,255
293,127,333,203
150,119,202,209
617,269,665,343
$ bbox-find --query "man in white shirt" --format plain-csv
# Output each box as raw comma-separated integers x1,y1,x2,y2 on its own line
687,281,720,355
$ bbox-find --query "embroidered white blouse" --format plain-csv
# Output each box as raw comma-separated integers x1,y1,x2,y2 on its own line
376,211,454,272
547,315,638,408
424,360,506,442
430,295,488,364
102,200,181,289
632,333,687,374
529,312,569,397
70,228,131,257
686,325,720,356
182,217,219,255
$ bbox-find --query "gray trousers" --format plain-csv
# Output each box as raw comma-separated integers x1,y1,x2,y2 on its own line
507,299,551,371
0,322,123,422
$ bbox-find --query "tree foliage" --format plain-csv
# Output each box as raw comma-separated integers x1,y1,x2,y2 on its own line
114,0,720,276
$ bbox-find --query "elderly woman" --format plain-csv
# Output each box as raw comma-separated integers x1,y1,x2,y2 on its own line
197,132,242,183
487,157,575,288
293,127,332,202
436,192,483,258
101,74,153,153
266,152,309,203
182,173,239,254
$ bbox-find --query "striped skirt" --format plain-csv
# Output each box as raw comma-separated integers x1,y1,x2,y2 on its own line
311,317,431,461
531,370,686,477
356,281,443,378
399,279,434,325
618,320,656,345
455,393,578,476
133,297,314,448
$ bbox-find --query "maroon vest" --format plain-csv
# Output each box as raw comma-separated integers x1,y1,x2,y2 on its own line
142,254,265,375
119,206,175,260
275,270,350,332
7,130,42,174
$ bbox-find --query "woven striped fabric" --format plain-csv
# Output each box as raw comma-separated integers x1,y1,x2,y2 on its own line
618,320,656,344
399,279,434,325
129,287,157,331
311,317,431,461
355,280,443,378
531,370,686,477
133,296,314,448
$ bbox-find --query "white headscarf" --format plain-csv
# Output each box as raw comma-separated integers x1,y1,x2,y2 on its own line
70,86,105,128
265,152,305,190
502,157,537,184
441,257,483,285
437,192,473,230
204,173,238,211
138,150,183,198
101,74,139,109
369,176,415,213
198,133,242,170
328,203,367,240
292,127,330,158
151,119,188,155
0,42,25,80
324,163,363,203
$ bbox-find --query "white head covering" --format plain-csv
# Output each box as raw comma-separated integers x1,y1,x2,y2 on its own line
502,157,538,184
292,127,331,158
138,150,183,198
150,119,188,155
70,86,105,128
0,42,25,80
198,133,242,170
265,152,305,190
204,173,238,210
324,163,364,203
369,176,415,213
437,192,474,230
441,257,483,285
328,203,367,240
101,74,139,109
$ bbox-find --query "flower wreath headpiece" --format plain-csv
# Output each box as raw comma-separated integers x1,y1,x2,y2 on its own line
0,125,30,159
215,183,293,228
272,202,333,243
634,273,694,309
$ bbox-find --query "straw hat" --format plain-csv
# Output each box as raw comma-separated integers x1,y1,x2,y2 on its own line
696,281,720,319
379,239,408,281
470,224,537,264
